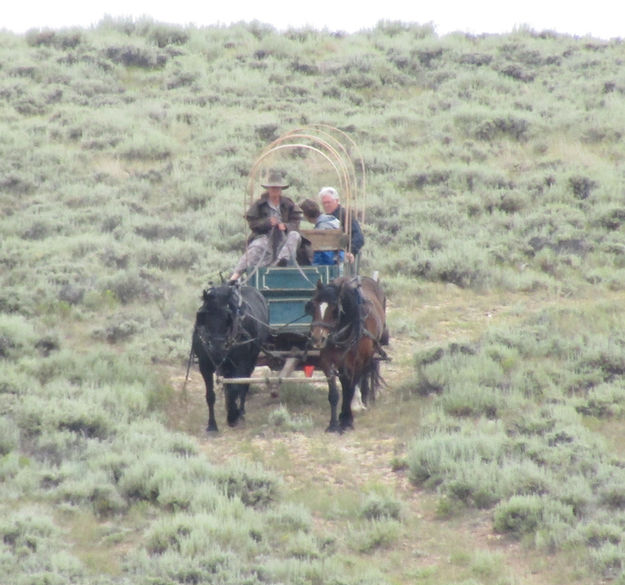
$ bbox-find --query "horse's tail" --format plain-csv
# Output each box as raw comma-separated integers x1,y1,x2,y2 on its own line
374,358,387,396
362,358,385,404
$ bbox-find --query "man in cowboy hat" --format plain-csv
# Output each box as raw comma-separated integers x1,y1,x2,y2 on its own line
229,169,303,282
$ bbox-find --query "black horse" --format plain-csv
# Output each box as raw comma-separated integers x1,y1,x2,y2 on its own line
306,276,388,433
192,283,269,432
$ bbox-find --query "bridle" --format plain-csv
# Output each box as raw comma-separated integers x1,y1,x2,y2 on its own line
308,280,387,358
194,287,258,371
309,287,359,350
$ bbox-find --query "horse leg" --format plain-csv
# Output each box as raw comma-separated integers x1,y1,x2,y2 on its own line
338,371,356,431
225,382,246,427
239,383,248,418
199,358,218,433
326,372,341,433
238,358,259,419
351,385,366,411
227,359,256,426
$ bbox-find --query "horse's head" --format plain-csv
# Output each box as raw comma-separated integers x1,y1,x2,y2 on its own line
194,285,242,366
306,279,345,349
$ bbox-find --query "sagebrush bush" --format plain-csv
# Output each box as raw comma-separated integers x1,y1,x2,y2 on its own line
0,415,19,456
266,502,313,533
208,459,281,508
0,314,38,359
267,405,314,432
360,491,403,521
575,382,625,418
493,495,575,542
348,519,402,553
589,542,625,581
99,270,156,304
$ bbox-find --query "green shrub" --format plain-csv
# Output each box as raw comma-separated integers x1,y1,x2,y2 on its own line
407,429,505,488
100,270,156,304
129,546,238,584
360,491,403,521
0,314,38,359
284,531,321,560
52,400,114,439
102,43,168,68
589,543,625,580
580,521,623,548
439,383,504,419
348,519,402,553
117,454,189,505
575,382,625,418
599,479,625,510
454,106,531,141
135,239,201,270
267,405,313,432
25,28,84,49
266,502,312,533
91,317,142,343
118,129,174,160
146,23,190,48
0,415,19,456
208,459,281,508
0,506,58,551
493,495,574,540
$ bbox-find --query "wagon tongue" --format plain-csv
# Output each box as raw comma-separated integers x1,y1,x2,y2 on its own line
303,364,315,378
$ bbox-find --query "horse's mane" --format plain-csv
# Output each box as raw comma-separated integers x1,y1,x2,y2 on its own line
201,285,241,314
331,278,363,343
198,284,268,346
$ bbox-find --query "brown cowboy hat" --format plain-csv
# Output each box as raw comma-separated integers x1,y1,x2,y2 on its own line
261,169,289,189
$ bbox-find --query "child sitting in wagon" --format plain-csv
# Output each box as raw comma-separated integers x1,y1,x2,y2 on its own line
300,198,345,266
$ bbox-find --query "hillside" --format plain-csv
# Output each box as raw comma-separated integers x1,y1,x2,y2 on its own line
1,19,625,584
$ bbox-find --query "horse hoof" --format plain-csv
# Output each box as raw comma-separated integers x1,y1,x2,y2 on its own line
325,423,342,434
339,415,354,431
206,424,218,433
227,415,243,427
339,420,354,432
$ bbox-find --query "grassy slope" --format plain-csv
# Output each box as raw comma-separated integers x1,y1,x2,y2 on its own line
1,20,625,585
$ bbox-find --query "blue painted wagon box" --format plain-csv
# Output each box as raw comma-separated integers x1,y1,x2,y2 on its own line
249,265,341,333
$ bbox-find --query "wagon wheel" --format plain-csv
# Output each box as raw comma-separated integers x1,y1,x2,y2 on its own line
246,125,366,255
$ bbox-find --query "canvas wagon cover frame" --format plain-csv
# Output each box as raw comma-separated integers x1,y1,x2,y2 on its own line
245,124,366,255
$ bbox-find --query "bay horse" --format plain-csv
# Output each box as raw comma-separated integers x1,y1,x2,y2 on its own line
192,283,269,432
306,276,388,432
